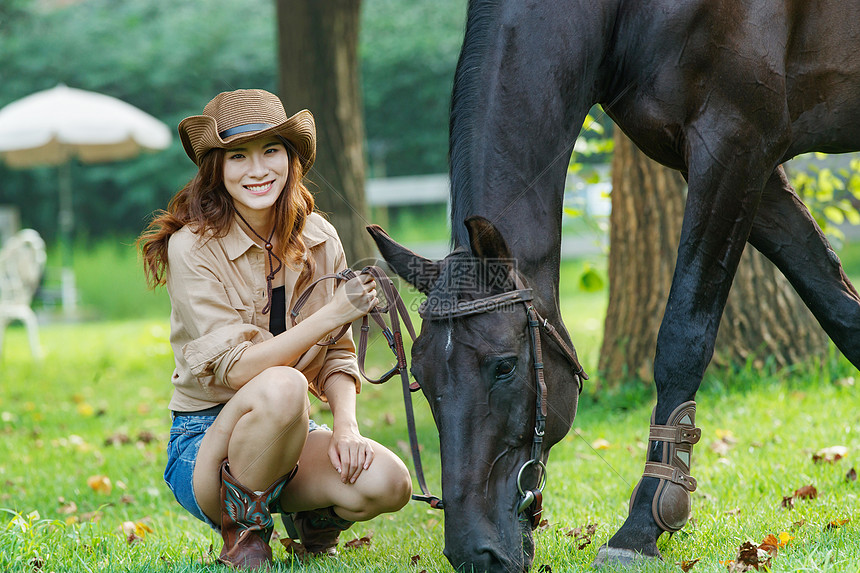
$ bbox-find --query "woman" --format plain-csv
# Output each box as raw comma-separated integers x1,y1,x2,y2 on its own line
139,89,412,569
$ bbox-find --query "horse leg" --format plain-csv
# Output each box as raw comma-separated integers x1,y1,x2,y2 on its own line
593,137,784,566
748,166,860,364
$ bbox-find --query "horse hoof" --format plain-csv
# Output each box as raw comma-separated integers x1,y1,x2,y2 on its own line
591,545,658,568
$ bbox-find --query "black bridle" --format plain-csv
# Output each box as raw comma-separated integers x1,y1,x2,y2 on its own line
291,265,587,527
417,275,587,527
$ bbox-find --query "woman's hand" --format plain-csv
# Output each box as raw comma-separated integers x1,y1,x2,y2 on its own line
328,423,375,484
325,274,378,325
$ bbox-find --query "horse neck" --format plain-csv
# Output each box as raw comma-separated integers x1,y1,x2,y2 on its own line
448,0,616,303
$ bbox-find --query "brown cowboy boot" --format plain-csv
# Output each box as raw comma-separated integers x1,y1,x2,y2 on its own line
218,460,295,569
289,506,355,556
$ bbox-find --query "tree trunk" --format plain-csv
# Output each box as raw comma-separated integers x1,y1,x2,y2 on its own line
276,0,375,266
599,130,828,388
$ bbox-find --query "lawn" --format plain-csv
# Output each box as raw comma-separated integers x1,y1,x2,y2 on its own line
1,240,859,572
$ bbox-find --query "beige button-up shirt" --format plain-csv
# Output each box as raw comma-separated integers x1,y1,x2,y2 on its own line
165,212,361,411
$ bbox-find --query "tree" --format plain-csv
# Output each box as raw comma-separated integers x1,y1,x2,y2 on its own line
599,130,828,387
276,0,375,266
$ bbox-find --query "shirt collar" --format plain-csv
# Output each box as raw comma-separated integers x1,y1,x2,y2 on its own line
222,213,329,261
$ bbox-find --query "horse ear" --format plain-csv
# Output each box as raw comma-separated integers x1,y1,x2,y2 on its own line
366,225,441,295
464,216,513,261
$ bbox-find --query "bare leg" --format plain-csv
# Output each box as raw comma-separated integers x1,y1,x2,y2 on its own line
193,365,412,526
277,429,412,522
194,366,311,525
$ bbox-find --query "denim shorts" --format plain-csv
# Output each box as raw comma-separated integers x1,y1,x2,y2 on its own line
164,412,328,530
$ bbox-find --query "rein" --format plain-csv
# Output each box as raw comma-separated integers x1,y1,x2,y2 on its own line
290,265,588,527
290,265,442,509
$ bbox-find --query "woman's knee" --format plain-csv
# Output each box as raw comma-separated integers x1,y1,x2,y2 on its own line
360,449,412,515
244,366,310,422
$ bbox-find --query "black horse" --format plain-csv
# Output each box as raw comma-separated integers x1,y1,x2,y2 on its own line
368,1,860,571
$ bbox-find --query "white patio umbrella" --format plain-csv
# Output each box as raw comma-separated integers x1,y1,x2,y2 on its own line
0,84,171,314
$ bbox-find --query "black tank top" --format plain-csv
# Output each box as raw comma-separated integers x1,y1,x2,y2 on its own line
269,285,287,335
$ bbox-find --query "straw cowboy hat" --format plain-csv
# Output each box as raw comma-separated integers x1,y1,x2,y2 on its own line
178,89,316,174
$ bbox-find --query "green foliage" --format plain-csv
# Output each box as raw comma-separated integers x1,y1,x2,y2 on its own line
790,154,860,247
578,262,605,293
0,0,468,243
0,0,278,242
360,0,467,177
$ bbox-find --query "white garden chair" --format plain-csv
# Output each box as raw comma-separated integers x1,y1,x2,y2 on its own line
0,229,46,359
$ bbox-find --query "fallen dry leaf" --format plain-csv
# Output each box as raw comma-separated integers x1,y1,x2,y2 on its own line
121,523,141,545
137,431,156,444
57,500,77,515
536,519,551,533
722,534,786,572
279,538,311,562
121,519,154,545
87,475,112,495
794,485,818,500
410,554,421,567
710,439,733,456
344,531,374,549
812,446,848,464
846,467,857,482
791,520,806,530
536,565,552,573
710,430,737,457
735,540,771,571
825,518,849,530
565,523,597,550
104,433,130,446
723,507,741,516
591,438,611,450
781,496,794,509
678,557,701,572
758,534,779,557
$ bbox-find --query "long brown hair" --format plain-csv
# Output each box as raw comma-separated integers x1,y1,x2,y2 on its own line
138,146,315,288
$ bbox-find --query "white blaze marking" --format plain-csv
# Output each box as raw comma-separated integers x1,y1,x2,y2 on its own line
445,325,453,355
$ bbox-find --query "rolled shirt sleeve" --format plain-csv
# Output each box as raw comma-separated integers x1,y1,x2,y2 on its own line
166,228,272,406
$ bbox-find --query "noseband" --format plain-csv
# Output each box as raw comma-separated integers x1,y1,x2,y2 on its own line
291,265,588,528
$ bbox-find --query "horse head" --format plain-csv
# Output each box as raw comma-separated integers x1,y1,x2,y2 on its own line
369,217,582,572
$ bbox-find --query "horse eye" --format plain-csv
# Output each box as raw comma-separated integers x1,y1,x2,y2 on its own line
494,358,517,379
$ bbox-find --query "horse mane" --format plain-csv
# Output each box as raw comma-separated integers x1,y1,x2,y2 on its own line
449,0,500,248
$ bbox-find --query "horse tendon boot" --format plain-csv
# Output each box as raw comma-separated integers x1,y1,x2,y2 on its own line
289,506,354,556
218,460,294,569
630,401,701,533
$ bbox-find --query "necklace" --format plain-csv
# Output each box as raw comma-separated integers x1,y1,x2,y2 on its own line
232,207,283,315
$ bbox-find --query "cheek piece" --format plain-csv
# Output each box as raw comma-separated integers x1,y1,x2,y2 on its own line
628,400,700,533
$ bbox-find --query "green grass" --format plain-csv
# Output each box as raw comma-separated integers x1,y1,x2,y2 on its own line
3,320,860,571
2,237,859,571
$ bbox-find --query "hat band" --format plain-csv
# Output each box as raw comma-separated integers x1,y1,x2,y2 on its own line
218,123,274,139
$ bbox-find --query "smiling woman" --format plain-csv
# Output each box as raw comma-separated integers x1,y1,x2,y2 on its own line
222,138,291,222
136,89,411,569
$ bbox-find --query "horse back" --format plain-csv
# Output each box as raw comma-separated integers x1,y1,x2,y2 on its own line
604,0,860,167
